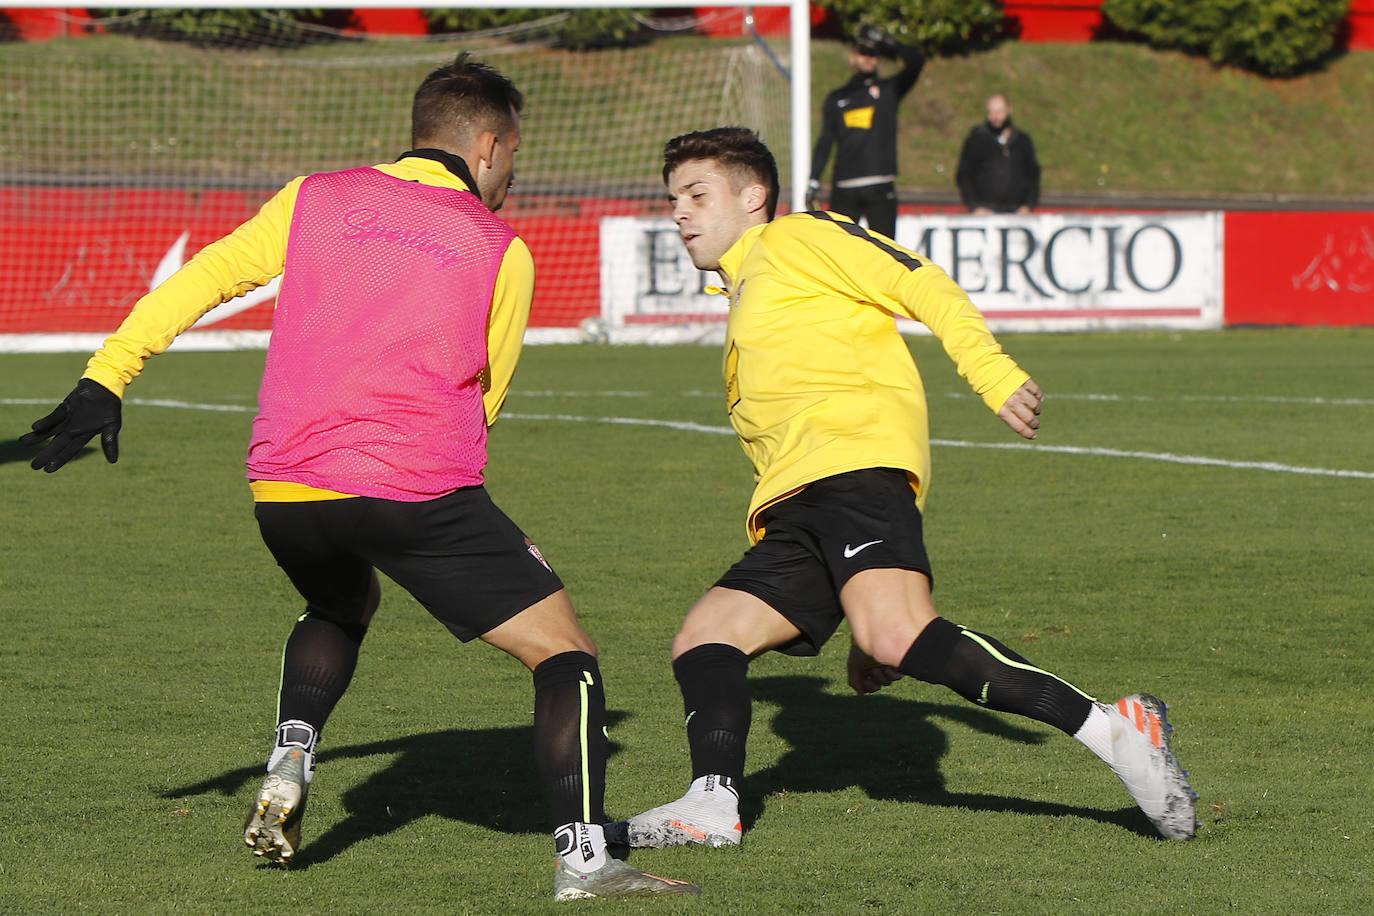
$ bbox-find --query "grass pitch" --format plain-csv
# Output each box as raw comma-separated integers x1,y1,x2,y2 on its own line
2,330,1371,913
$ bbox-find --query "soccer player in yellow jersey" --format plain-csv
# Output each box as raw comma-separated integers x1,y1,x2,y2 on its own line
607,127,1197,846
20,55,699,900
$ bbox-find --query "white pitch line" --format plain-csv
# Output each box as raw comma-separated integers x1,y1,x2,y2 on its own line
519,389,718,399
516,390,1374,408
503,413,1374,480
14,390,1369,409
503,411,734,436
126,397,256,413
927,438,1374,480
2,396,256,412
1034,392,1374,408
8,399,1371,480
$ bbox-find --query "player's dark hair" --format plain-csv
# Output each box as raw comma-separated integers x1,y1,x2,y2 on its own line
663,127,780,220
412,52,524,148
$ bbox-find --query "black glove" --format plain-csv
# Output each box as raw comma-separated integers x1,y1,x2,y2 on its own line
19,378,122,473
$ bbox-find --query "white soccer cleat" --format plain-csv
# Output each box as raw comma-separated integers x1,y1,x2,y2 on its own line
243,747,309,864
553,856,702,900
1106,694,1198,840
605,774,743,848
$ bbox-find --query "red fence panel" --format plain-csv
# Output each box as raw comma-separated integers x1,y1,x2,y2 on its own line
1223,211,1374,326
1003,1,1107,43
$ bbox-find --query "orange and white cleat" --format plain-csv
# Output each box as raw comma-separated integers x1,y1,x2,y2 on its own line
605,774,743,849
1106,694,1198,839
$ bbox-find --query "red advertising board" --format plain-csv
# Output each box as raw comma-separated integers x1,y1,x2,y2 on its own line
0,186,274,333
1223,211,1374,327
0,186,623,334
4,185,1371,337
1002,1,1107,43
1353,0,1374,49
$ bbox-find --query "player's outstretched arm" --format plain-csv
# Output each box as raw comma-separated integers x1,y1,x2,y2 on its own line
20,379,122,473
996,378,1043,440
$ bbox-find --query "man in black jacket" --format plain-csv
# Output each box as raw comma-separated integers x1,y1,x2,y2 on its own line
956,93,1041,214
808,25,924,238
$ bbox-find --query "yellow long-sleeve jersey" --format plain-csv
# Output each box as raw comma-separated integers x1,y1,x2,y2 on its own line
715,212,1030,543
80,155,535,502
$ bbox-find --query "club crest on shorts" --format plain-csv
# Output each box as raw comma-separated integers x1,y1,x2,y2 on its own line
525,537,553,572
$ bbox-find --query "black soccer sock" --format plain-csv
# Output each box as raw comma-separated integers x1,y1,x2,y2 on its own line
276,613,364,732
673,643,751,784
898,617,1094,735
532,651,608,828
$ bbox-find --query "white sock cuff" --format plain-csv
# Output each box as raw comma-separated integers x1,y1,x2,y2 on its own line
1073,703,1114,764
688,774,740,803
267,720,318,783
275,719,318,753
556,822,608,874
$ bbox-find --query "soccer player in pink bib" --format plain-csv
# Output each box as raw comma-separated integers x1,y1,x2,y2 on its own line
20,53,699,901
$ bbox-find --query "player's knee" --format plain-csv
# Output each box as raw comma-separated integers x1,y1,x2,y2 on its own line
565,627,598,658
361,572,381,625
855,629,914,669
670,617,774,660
671,587,791,659
303,603,369,644
532,613,599,659
552,605,599,657
670,625,708,660
670,611,741,659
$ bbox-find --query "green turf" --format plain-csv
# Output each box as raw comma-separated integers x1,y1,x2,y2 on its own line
2,331,1371,912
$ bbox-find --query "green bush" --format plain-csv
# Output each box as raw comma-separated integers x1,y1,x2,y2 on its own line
94,9,332,46
1102,0,1350,76
820,0,1005,55
421,8,646,50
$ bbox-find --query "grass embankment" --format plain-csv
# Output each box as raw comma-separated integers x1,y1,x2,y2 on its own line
808,38,1374,201
2,32,1372,200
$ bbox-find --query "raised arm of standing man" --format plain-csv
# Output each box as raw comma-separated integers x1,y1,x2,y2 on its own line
880,30,925,99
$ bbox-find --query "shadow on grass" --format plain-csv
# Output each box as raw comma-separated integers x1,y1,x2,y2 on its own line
744,675,1152,838
164,676,1157,867
1,436,41,467
0,436,101,468
162,712,628,870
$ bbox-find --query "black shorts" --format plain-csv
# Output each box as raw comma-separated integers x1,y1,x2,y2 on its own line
254,486,564,641
714,467,932,657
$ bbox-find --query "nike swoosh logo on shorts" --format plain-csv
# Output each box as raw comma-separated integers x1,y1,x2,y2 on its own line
843,540,884,558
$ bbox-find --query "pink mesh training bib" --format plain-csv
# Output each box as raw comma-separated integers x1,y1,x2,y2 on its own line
247,167,517,499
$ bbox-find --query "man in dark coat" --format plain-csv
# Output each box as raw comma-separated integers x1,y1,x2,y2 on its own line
956,93,1041,214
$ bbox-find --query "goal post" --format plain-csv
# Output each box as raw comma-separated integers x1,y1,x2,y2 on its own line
0,1,810,350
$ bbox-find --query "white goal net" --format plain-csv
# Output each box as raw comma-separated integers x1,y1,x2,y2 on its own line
0,2,807,349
